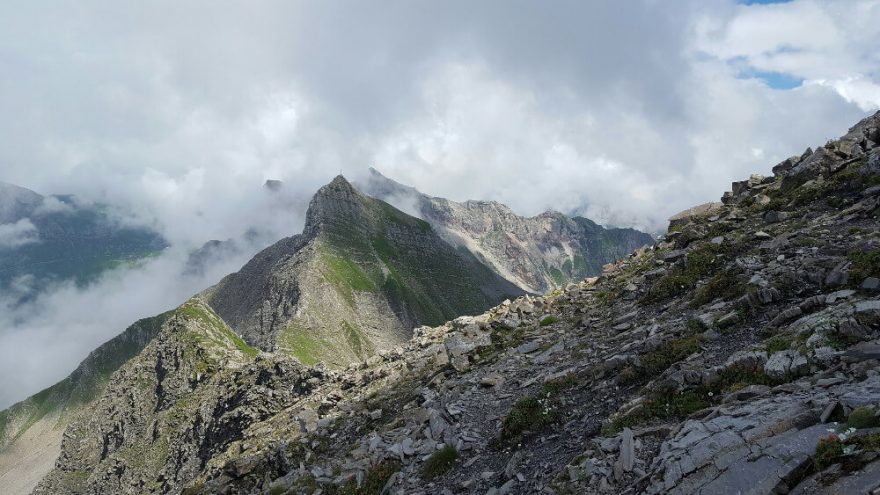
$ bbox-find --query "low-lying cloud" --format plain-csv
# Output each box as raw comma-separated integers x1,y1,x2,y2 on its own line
0,219,39,248
0,0,879,404
0,243,273,409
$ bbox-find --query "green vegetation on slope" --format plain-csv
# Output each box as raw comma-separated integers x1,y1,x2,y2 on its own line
177,299,258,359
0,312,171,448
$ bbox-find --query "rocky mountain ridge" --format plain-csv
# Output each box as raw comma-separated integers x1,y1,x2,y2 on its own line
202,175,521,365
0,313,170,494
360,169,654,294
16,111,880,494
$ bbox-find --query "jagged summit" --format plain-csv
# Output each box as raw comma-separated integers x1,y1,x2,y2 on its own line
203,174,521,361
303,175,366,235
360,168,654,293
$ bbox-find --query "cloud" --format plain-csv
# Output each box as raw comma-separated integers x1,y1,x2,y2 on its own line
33,196,74,216
0,0,878,403
695,0,880,111
0,245,263,409
0,219,39,248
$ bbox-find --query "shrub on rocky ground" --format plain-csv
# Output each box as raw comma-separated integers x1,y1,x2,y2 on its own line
848,407,880,429
422,446,459,479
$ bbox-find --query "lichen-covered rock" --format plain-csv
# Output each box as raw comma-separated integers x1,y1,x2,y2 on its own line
765,350,810,381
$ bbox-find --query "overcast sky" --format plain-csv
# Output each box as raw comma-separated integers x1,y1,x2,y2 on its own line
1,0,879,406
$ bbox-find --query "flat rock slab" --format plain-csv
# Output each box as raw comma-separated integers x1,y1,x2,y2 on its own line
790,458,880,495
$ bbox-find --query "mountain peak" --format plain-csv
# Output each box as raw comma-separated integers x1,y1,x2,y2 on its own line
328,174,353,188
303,175,365,235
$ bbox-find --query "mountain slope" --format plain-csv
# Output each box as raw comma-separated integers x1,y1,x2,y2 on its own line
32,111,880,495
32,298,288,495
158,111,880,495
0,182,167,300
0,312,169,495
360,168,655,293
27,112,880,495
203,176,522,365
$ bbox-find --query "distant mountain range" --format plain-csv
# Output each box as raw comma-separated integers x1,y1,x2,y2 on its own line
360,168,655,293
0,182,167,301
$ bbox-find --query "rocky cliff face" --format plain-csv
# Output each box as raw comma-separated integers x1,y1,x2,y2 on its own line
31,298,314,495
0,313,169,495
203,176,522,366
360,169,655,294
23,112,880,495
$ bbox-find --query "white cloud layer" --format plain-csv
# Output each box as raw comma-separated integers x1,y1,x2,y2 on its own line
0,219,39,248
0,247,261,409
0,0,879,405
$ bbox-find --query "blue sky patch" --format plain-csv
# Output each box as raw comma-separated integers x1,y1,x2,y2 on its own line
738,69,804,89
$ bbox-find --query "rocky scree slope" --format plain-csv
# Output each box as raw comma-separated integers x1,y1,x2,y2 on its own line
361,168,654,294
29,111,880,495
164,111,880,494
203,176,521,367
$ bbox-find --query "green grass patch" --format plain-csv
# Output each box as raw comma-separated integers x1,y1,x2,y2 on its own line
813,435,844,470
765,334,794,354
848,407,880,429
321,251,377,306
686,318,708,333
539,315,560,327
645,244,728,303
621,333,704,384
278,324,327,366
499,395,562,444
562,259,573,276
852,432,880,451
602,389,711,436
848,247,880,283
355,460,401,494
342,320,374,359
541,374,579,396
177,300,258,358
594,289,616,307
827,332,862,351
294,459,401,495
422,446,459,479
547,266,566,286
689,268,746,308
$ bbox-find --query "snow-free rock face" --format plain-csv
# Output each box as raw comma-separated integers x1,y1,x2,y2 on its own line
22,112,880,495
203,175,522,366
0,313,170,495
360,169,655,293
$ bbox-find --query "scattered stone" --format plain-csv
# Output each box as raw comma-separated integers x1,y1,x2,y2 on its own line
516,341,541,354
618,428,634,473
861,277,880,291
825,262,851,288
763,211,789,223
764,350,810,381
480,373,504,388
